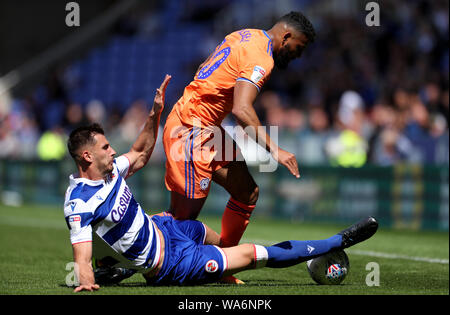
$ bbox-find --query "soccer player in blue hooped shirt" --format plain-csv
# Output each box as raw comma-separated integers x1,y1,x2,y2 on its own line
64,74,378,292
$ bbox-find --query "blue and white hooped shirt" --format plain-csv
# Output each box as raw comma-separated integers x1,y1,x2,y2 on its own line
63,156,161,272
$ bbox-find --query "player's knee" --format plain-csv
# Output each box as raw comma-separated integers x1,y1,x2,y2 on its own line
229,181,259,208
223,243,257,272
233,184,259,205
240,243,257,265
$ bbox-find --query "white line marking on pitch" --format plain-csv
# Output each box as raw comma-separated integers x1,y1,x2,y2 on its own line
347,249,449,264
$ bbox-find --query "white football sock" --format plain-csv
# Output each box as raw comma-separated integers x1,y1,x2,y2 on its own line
253,245,268,269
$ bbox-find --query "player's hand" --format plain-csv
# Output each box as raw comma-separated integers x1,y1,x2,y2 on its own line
153,74,172,114
73,283,100,293
272,148,300,178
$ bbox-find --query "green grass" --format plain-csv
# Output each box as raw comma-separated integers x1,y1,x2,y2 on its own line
0,204,448,295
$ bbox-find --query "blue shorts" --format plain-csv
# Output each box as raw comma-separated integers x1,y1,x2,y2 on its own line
148,215,227,285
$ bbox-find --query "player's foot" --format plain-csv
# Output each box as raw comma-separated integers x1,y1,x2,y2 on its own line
94,266,137,285
338,216,378,249
219,275,245,285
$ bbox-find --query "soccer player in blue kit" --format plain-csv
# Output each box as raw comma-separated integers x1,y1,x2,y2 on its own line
64,75,378,292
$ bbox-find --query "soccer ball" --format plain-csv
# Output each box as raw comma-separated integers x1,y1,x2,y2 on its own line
306,250,350,285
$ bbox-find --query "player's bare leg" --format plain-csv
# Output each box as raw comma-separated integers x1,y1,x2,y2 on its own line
168,190,207,220
221,244,256,277
212,160,258,284
203,222,221,246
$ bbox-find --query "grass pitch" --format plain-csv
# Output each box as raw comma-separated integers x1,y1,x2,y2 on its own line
0,204,448,295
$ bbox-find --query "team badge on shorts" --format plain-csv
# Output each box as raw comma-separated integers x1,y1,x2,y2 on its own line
205,260,219,273
200,178,210,191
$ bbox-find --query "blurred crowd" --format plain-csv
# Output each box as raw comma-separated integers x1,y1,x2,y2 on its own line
0,0,448,167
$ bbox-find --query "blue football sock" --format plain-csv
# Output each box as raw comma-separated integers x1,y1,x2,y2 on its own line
265,234,342,268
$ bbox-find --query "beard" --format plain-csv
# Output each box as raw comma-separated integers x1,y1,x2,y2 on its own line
99,158,114,178
103,163,115,182
273,45,291,69
105,160,114,174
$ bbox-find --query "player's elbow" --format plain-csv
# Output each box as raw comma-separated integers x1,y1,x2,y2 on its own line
134,152,151,171
231,106,241,117
231,106,248,125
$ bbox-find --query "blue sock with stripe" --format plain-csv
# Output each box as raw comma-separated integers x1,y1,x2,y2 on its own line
264,235,343,268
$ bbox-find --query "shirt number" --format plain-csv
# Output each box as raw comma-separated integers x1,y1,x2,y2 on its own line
197,47,231,79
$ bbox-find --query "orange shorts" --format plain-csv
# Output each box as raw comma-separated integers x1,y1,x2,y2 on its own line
163,111,241,199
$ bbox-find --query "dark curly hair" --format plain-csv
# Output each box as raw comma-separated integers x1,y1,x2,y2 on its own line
277,11,316,43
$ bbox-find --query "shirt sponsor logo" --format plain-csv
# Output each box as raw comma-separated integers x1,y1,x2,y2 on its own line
111,186,132,223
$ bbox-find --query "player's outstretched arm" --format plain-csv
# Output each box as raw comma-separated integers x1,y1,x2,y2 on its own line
122,74,171,177
72,241,99,292
232,80,300,178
